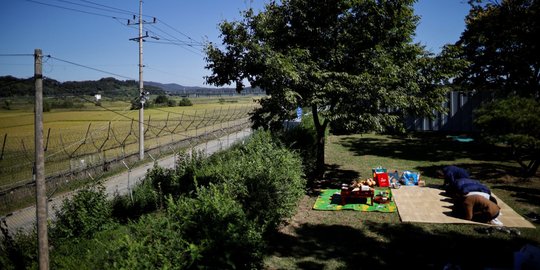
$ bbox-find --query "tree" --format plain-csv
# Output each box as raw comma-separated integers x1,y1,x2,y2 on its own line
205,0,460,175
475,97,540,176
454,0,540,98
451,0,540,176
154,94,169,105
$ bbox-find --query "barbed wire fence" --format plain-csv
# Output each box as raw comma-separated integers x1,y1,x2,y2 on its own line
0,106,254,213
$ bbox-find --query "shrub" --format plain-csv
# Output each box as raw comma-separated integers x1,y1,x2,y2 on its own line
108,184,262,269
0,223,38,270
229,131,306,231
278,114,319,179
2,100,11,110
177,97,193,106
43,100,51,112
177,130,306,233
51,185,113,240
49,226,128,270
154,94,169,104
111,178,160,222
169,183,264,269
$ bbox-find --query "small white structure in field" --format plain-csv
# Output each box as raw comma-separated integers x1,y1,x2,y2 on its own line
95,94,102,101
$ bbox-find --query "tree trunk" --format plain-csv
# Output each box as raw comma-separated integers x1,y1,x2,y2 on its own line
525,159,540,177
312,105,328,178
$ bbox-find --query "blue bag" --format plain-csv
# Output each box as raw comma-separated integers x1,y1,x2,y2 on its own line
400,171,420,186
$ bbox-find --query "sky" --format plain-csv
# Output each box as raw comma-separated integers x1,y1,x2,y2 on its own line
0,0,471,88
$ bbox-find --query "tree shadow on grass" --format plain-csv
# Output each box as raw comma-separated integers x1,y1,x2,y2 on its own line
338,134,510,163
493,185,540,208
266,222,532,269
416,162,523,182
308,164,360,196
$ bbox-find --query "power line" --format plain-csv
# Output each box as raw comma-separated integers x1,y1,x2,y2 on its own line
26,0,131,20
0,54,34,57
53,0,135,17
78,0,150,18
160,20,202,46
145,41,205,57
46,55,136,80
27,0,204,48
74,0,203,49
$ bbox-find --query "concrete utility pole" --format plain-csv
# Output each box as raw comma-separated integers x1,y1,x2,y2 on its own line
129,0,154,160
34,48,49,270
137,0,145,160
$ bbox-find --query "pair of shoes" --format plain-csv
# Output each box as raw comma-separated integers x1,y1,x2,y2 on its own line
489,218,504,226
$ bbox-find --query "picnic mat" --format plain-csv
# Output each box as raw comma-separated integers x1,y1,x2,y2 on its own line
313,188,397,212
392,185,535,228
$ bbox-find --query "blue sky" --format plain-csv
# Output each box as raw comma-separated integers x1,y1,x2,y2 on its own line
0,0,470,87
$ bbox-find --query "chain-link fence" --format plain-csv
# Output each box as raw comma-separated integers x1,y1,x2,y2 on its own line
0,106,254,214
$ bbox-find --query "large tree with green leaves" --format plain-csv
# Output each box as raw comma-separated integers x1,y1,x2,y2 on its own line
451,0,540,176
454,0,539,98
205,0,461,175
475,97,540,176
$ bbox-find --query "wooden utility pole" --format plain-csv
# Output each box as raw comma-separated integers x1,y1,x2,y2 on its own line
34,48,49,270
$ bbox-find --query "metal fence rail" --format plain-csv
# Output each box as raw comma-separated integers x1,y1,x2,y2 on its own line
0,106,254,213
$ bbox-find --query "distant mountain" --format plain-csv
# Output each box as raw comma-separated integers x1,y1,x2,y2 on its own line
0,76,165,97
145,81,265,96
0,76,264,98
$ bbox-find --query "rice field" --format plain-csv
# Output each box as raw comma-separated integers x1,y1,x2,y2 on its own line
0,95,260,189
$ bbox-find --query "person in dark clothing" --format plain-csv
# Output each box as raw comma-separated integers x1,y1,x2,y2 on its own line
440,165,491,197
448,178,491,197
443,165,470,186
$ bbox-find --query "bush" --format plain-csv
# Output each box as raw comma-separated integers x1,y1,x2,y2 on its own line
106,213,197,269
176,130,306,233
2,100,11,110
49,226,128,270
278,114,319,179
51,185,113,240
177,97,193,106
109,184,262,269
0,223,38,270
154,94,169,104
43,100,51,112
169,183,263,269
111,178,160,222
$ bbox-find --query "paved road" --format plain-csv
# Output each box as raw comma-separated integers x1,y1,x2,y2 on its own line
2,129,252,235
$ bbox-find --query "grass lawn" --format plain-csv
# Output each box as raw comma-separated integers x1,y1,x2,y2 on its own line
264,133,540,269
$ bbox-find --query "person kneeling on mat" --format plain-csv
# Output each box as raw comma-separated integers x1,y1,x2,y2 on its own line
453,194,503,226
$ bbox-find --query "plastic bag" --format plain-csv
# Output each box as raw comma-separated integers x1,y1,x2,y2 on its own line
400,171,420,186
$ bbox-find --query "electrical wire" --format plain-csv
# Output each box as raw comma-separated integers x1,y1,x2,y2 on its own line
77,0,149,18
26,0,205,55
0,54,34,57
53,0,135,17
26,0,131,20
159,20,202,46
46,55,136,80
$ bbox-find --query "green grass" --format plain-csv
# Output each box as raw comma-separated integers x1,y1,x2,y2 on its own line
263,132,540,269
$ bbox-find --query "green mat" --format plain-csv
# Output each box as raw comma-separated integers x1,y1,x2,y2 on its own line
313,188,397,212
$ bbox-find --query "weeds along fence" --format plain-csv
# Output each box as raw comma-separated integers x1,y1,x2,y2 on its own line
0,106,253,212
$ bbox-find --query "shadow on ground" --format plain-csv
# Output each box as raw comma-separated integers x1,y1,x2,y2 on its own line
266,221,530,270
308,164,360,196
338,134,510,164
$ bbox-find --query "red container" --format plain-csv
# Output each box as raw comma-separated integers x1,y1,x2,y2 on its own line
374,172,390,187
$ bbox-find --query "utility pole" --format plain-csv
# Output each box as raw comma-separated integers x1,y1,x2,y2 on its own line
34,48,49,270
129,0,155,160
